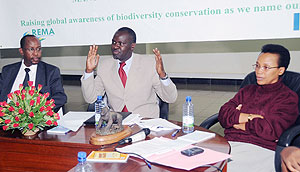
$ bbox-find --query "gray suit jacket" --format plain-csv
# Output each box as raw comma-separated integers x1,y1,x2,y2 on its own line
81,54,177,118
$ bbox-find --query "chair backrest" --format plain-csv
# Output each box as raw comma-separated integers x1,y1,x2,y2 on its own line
240,71,300,125
87,96,169,119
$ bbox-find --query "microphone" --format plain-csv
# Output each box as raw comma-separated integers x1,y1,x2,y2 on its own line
118,128,150,145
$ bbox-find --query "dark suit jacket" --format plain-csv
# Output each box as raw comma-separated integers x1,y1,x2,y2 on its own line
0,61,67,112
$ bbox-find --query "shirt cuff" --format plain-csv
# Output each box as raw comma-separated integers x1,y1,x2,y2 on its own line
83,71,94,80
160,77,171,86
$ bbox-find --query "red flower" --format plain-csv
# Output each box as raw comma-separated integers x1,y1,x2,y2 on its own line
19,84,24,90
22,89,26,94
14,90,21,96
29,112,34,117
36,96,41,105
21,94,25,100
28,90,34,96
5,119,11,124
13,123,19,128
43,92,50,99
46,120,52,125
0,112,4,117
53,121,58,126
30,100,35,106
2,101,9,107
0,107,2,111
54,113,60,120
28,81,33,87
8,106,15,112
46,106,52,111
28,123,34,129
2,126,8,130
7,93,13,100
47,111,54,116
18,108,24,114
38,84,42,91
15,116,20,121
31,86,36,91
39,106,45,112
16,102,20,107
45,100,50,106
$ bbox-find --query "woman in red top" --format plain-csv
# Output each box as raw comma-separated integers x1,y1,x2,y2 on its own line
219,44,299,172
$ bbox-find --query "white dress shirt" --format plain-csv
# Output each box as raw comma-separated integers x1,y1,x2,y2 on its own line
10,60,38,93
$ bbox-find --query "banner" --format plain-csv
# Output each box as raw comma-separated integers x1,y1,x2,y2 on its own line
1,0,300,48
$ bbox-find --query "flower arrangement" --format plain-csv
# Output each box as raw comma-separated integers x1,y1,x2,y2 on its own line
0,81,60,134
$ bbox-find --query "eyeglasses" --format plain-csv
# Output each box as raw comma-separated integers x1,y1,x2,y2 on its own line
252,64,279,71
24,47,42,53
112,40,127,47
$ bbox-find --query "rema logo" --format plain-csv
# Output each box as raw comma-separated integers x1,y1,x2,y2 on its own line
23,32,46,41
294,13,300,31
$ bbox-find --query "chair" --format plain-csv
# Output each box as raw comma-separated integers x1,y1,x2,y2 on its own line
199,71,300,172
87,96,169,119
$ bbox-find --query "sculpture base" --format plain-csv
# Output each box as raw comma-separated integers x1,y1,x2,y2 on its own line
90,125,132,145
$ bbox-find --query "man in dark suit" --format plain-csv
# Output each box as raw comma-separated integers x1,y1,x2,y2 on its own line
0,35,67,112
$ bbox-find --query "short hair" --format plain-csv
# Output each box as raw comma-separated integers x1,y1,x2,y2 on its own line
116,27,136,43
20,35,38,48
261,44,290,70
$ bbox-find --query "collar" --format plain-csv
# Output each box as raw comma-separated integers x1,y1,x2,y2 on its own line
257,78,284,93
21,59,38,72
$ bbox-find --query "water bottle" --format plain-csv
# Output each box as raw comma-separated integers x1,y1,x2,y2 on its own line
94,95,105,126
182,96,194,133
75,151,93,172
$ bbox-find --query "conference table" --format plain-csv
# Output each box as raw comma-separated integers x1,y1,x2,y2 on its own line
0,120,230,172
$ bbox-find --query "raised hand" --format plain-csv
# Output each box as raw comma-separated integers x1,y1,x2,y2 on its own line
86,45,100,73
152,48,166,78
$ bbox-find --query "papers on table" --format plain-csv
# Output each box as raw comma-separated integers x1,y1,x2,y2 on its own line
117,131,215,158
177,130,215,144
116,132,229,171
147,145,231,171
136,118,181,131
122,114,142,125
57,111,94,131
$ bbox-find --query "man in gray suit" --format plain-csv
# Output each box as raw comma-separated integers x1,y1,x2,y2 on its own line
81,27,177,118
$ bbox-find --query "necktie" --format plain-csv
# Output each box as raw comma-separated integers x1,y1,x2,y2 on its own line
23,68,30,87
118,62,127,87
118,62,128,112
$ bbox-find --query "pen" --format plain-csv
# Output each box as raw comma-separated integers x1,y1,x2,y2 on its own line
172,129,180,137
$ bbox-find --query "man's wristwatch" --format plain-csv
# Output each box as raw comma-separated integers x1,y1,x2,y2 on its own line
160,73,169,80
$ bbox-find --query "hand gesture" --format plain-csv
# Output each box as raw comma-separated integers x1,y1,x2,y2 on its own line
86,45,100,73
152,48,166,78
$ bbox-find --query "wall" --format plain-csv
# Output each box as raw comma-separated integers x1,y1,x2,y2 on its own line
1,38,300,79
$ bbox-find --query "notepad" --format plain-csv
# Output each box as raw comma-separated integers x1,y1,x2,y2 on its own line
87,151,129,163
47,125,70,135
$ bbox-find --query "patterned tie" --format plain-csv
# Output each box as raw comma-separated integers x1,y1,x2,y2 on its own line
23,68,30,87
118,62,128,112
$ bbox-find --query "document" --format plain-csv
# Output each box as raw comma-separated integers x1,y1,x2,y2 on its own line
136,118,181,132
57,111,95,131
147,145,231,171
116,136,230,170
177,130,215,143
